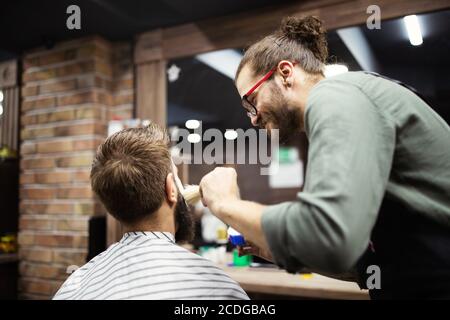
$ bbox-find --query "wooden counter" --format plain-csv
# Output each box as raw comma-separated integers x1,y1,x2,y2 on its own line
221,264,369,300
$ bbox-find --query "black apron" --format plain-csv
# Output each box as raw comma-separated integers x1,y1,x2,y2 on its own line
355,196,450,299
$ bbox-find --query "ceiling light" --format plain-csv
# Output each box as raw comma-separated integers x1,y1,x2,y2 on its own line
324,64,349,77
185,119,200,129
404,15,423,46
0,104,3,116
0,91,3,102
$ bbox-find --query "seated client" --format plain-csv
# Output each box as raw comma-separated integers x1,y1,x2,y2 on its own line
53,123,249,300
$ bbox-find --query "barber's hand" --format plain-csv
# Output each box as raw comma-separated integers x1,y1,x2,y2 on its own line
238,241,274,263
199,167,240,213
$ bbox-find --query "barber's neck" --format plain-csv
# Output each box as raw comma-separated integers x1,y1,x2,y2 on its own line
294,72,324,130
122,203,176,236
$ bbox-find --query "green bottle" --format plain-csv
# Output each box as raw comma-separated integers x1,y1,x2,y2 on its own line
232,248,252,267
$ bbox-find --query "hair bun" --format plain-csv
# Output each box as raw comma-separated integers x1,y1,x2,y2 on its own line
280,16,328,63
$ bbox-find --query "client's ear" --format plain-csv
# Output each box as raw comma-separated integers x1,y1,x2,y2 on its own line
165,173,178,205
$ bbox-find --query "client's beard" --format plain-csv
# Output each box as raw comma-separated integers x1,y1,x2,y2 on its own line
174,193,195,243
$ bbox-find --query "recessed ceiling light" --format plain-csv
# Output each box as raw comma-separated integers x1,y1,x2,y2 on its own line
0,91,3,102
0,104,3,116
404,15,423,46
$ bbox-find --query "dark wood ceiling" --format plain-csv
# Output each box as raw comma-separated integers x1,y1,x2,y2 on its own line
0,0,295,60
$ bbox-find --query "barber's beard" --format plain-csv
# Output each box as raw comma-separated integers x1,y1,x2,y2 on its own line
258,85,302,144
174,193,195,243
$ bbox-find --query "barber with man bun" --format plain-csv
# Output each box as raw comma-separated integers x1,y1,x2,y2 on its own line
199,16,450,299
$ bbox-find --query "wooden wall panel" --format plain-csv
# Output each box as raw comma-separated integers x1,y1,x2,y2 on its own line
0,60,18,88
134,29,163,65
135,0,450,63
136,60,167,126
0,60,19,152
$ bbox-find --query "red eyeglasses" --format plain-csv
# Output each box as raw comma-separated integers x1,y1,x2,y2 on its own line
241,62,297,118
241,67,276,118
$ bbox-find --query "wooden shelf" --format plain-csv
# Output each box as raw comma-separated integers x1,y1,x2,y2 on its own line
0,253,18,264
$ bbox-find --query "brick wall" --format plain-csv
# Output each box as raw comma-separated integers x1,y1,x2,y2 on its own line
18,36,133,299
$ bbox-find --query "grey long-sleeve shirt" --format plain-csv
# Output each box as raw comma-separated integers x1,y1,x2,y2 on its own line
261,71,450,274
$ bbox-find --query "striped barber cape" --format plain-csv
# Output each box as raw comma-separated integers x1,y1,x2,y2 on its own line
53,231,249,300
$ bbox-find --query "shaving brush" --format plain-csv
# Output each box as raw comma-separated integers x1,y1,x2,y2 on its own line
181,185,201,205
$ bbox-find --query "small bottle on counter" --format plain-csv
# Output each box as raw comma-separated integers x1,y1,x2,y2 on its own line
227,227,246,246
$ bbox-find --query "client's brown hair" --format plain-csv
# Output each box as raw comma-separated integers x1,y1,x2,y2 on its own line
91,123,171,224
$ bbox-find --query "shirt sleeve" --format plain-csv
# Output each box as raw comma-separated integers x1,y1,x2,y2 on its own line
261,79,396,274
